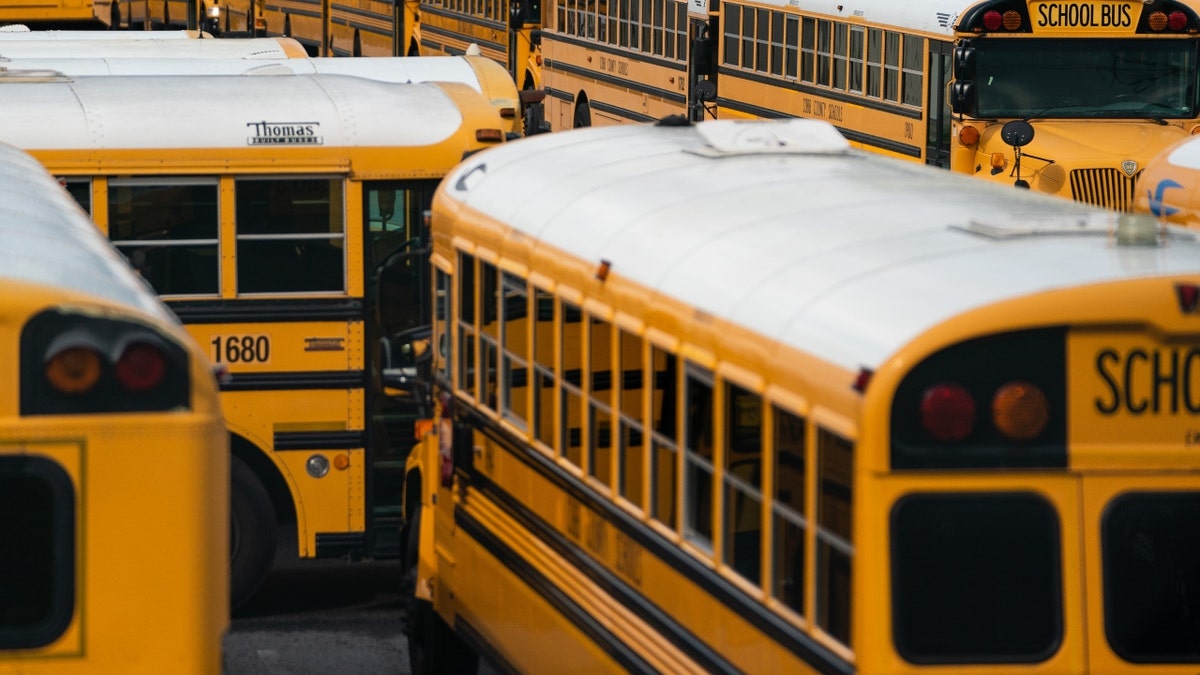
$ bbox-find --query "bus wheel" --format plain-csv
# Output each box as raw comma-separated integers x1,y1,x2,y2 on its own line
402,506,479,675
573,99,592,128
230,454,276,612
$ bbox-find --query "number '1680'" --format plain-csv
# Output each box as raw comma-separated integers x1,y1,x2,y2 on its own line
211,335,271,363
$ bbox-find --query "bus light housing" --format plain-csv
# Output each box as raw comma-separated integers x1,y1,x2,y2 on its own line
115,341,168,392
958,125,980,147
890,328,1066,469
476,128,505,143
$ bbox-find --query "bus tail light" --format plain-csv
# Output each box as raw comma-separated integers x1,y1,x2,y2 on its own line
114,341,168,392
920,383,976,442
982,10,1003,30
890,328,1066,469
22,309,190,415
45,344,102,395
992,381,1049,441
1169,11,1189,30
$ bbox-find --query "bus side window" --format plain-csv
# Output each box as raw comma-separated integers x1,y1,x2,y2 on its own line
817,427,853,645
456,253,477,399
772,405,806,617
588,314,613,487
500,271,529,428
235,178,345,294
479,261,500,411
531,288,556,449
724,382,762,585
618,328,645,509
683,364,714,548
108,179,220,297
560,299,584,467
649,344,677,528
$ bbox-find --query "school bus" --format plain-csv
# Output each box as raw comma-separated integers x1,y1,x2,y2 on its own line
417,0,547,132
0,55,523,137
531,0,1200,212
0,140,227,673
1134,134,1200,229
261,0,420,55
398,116,1200,673
0,70,508,611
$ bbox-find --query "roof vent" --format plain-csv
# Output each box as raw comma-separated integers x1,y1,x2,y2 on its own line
689,118,849,157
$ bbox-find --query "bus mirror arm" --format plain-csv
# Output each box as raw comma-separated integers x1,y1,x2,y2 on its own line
380,328,434,415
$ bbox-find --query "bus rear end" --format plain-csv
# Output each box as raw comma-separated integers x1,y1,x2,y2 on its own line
0,284,228,674
868,272,1200,672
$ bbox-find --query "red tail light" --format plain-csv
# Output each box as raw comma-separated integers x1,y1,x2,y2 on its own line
920,383,976,442
115,342,167,392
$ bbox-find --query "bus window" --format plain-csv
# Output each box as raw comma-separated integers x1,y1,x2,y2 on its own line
480,260,500,411
560,298,584,467
108,178,219,296
588,313,613,487
772,405,806,617
684,364,714,548
817,427,853,645
617,328,645,508
60,177,91,214
235,177,345,294
501,270,530,428
458,252,478,399
650,343,677,528
532,288,556,449
723,382,762,585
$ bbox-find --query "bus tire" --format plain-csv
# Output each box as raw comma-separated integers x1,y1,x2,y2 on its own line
230,454,276,612
403,506,479,675
573,99,592,128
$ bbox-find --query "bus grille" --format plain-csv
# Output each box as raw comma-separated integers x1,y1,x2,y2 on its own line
1069,168,1140,212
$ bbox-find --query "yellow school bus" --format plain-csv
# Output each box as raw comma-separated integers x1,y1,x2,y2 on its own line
399,117,1200,673
0,69,507,611
0,140,227,673
262,0,420,55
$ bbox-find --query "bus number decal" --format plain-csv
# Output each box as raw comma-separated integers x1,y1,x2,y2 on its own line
211,335,271,364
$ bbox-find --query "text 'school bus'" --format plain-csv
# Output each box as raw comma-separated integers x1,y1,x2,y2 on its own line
0,71,508,611
260,0,421,56
0,35,307,59
0,141,228,673
397,116,1200,674
0,55,523,137
1135,133,1200,230
533,0,1200,213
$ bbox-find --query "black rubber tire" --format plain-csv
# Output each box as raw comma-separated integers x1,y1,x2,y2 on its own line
573,100,592,128
230,454,277,613
403,505,479,675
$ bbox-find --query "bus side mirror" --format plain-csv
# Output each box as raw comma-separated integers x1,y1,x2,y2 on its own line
950,81,976,115
953,43,975,81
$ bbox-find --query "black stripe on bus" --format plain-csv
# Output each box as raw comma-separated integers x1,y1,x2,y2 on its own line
420,23,507,54
541,57,687,107
167,298,363,324
274,430,364,451
546,86,576,104
220,370,364,391
263,3,323,20
461,409,854,675
715,96,922,159
456,508,659,675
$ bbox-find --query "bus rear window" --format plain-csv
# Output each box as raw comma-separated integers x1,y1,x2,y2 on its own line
0,456,74,650
891,492,1061,663
1103,492,1200,662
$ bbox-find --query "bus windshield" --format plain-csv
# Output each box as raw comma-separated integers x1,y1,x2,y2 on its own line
974,38,1198,119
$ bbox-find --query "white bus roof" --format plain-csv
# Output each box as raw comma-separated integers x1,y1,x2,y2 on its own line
439,118,1200,371
743,0,962,36
0,73,477,150
0,36,306,59
0,55,492,93
0,27,204,39
0,141,169,318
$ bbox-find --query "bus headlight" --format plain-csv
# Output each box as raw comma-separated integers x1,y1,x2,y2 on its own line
306,454,330,478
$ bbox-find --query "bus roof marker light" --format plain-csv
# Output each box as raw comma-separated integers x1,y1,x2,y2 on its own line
595,259,611,281
1114,213,1163,246
920,383,975,442
992,382,1049,441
